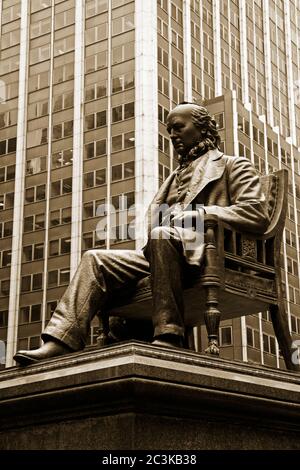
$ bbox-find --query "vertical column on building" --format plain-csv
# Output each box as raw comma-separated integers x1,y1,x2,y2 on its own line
232,89,247,362
289,140,300,297
198,0,205,99
183,0,192,101
283,2,297,146
276,128,292,332
262,0,274,128
106,1,112,249
41,1,55,332
287,139,300,324
6,0,29,366
212,0,222,96
284,3,300,343
238,0,249,106
70,0,85,277
258,312,265,366
167,1,174,171
134,0,159,249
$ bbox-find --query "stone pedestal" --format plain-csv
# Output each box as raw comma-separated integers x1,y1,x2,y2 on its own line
0,342,300,450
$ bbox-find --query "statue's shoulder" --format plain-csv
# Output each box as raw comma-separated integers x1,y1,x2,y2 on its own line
221,154,253,167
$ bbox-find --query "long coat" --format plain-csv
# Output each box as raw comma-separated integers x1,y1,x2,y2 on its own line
145,148,270,265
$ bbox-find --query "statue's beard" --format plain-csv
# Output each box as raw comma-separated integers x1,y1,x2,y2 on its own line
178,138,217,166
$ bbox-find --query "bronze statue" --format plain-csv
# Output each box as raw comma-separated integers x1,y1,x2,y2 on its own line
14,103,269,365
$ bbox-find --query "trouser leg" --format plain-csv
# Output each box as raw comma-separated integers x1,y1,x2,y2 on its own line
42,249,150,350
146,226,186,339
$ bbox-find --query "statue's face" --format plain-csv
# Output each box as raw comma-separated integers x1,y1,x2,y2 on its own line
166,105,202,155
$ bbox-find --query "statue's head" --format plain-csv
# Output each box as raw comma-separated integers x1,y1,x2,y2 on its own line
166,102,221,157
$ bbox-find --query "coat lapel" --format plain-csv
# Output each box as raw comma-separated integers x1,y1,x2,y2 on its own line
146,148,225,233
183,148,225,209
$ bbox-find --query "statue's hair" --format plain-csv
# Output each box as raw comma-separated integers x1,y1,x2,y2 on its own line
176,102,221,157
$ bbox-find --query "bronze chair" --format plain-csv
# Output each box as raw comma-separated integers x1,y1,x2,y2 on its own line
98,169,299,371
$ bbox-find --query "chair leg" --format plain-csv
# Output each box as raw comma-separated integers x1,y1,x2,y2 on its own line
269,303,300,372
204,286,220,355
203,216,221,355
96,311,110,347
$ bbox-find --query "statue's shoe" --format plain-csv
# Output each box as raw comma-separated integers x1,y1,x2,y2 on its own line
14,340,73,366
152,334,184,349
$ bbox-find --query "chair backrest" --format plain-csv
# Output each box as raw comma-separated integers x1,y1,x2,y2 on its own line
260,169,288,238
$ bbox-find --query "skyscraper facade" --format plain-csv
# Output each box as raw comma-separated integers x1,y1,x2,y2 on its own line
0,0,299,369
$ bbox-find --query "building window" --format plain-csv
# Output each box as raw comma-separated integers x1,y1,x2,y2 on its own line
24,213,45,232
85,110,106,130
111,161,135,182
53,61,74,84
18,336,40,351
26,156,47,175
246,326,260,349
0,310,8,327
0,220,13,238
21,273,43,292
0,137,17,155
84,139,107,159
0,164,15,182
85,50,107,73
22,243,44,262
52,149,73,168
0,279,10,296
158,105,169,124
263,333,276,355
84,80,107,101
54,35,74,57
53,91,74,112
111,131,134,152
52,120,73,140
55,8,75,30
83,169,106,188
1,250,11,267
158,75,170,98
219,326,232,346
158,163,170,183
86,21,108,45
111,42,134,65
85,0,108,18
111,191,135,211
112,102,134,122
82,230,106,250
47,301,57,320
51,178,72,197
214,113,224,130
83,199,106,219
48,268,70,287
112,13,134,36
19,304,41,324
25,184,46,203
49,237,71,256
158,46,169,68
158,134,170,155
112,72,134,94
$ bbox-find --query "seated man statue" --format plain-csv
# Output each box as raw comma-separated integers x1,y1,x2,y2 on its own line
14,102,269,365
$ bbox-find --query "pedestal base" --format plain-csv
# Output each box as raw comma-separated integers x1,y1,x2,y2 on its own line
0,342,300,449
